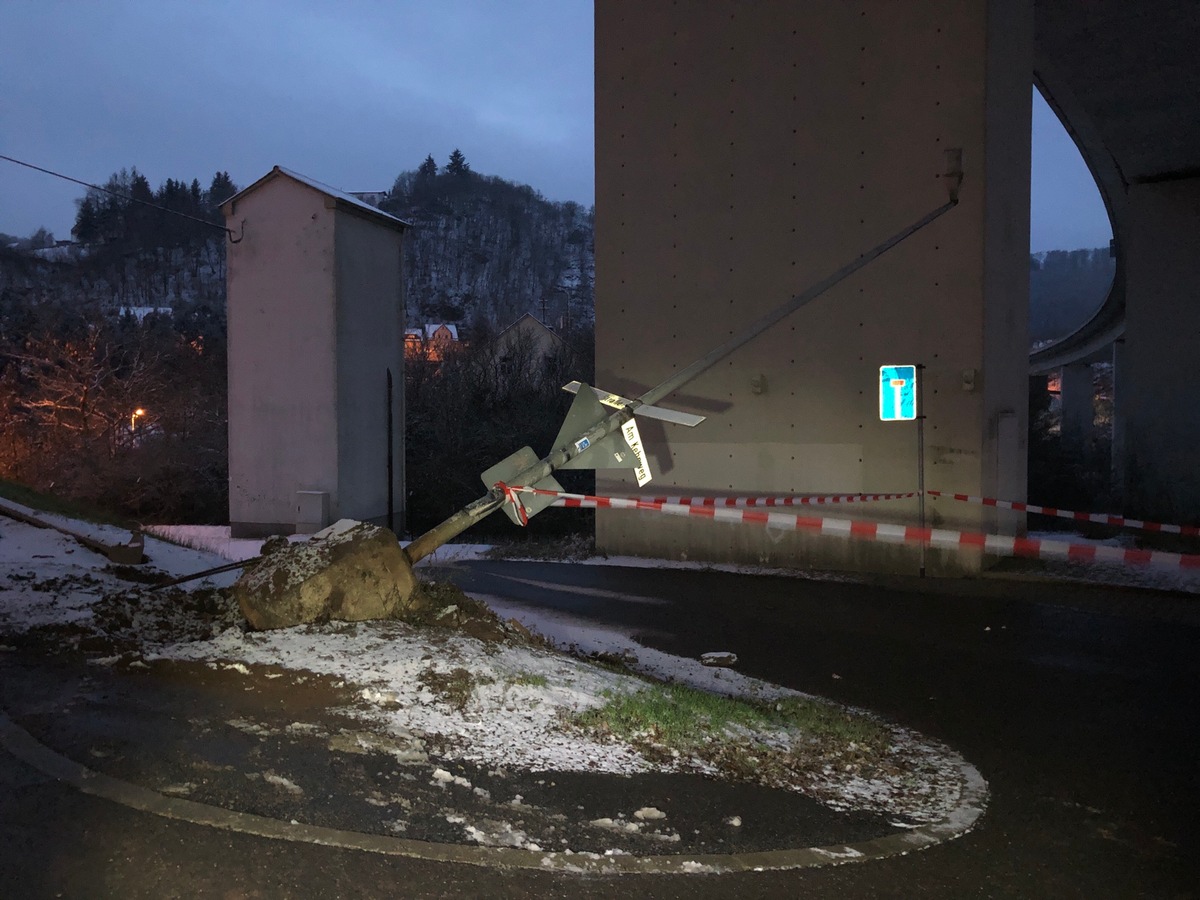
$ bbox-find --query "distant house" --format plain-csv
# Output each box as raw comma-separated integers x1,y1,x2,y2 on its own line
404,323,460,362
118,306,172,322
494,313,563,376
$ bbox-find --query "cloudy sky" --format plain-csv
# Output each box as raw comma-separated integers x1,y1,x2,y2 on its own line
1,1,1108,253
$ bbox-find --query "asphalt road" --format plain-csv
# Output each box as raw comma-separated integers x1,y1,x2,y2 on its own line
1,560,1197,898
444,560,1200,898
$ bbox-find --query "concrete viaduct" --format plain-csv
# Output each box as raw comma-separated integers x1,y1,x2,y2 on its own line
592,1,1200,573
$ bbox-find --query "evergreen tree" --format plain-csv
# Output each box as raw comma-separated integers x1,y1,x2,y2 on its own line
410,154,439,202
446,149,470,177
127,170,156,243
207,171,236,209
72,195,99,243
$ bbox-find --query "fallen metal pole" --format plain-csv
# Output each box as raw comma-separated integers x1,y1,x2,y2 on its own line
404,194,960,566
149,556,258,590
0,498,144,565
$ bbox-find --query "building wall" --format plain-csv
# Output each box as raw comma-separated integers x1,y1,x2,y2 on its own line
496,314,563,364
227,179,339,535
594,0,1031,574
334,209,406,530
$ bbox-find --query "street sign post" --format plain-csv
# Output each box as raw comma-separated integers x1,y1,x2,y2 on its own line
878,363,927,576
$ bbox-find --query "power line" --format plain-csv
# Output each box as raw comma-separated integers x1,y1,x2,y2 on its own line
0,153,241,241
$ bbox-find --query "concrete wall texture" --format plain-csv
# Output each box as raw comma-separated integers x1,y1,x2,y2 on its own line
594,0,1032,574
225,174,404,537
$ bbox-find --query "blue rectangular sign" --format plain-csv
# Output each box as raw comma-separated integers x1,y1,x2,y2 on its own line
879,365,917,421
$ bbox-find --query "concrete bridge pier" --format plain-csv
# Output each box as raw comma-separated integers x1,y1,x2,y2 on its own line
1058,362,1094,454
1121,179,1200,523
1110,338,1126,501
595,0,1033,575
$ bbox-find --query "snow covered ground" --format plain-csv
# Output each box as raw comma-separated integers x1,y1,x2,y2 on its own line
0,510,1189,826
0,512,994,828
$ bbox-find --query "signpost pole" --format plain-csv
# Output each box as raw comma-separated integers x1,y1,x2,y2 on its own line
916,363,927,578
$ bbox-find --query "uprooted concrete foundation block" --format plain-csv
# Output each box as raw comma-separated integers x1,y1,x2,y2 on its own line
233,519,424,630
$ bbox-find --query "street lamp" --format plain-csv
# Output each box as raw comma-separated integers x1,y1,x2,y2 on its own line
131,408,146,431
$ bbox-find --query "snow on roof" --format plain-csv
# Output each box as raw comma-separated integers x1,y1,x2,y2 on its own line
224,166,410,230
405,323,459,341
500,312,557,335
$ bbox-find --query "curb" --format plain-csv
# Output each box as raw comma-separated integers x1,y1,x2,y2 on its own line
0,709,987,875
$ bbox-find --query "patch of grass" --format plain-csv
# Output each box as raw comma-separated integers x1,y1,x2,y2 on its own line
506,672,549,688
0,478,136,528
575,682,801,746
573,682,892,785
769,696,887,746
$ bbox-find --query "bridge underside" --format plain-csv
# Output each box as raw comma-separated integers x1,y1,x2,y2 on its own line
1032,1,1200,521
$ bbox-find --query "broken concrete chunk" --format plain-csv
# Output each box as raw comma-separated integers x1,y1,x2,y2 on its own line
700,651,738,668
634,806,667,820
233,520,423,630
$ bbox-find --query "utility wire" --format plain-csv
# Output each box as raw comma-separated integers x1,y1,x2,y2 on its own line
0,153,241,241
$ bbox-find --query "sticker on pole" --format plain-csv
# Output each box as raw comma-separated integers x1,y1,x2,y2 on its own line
879,365,917,421
621,419,652,487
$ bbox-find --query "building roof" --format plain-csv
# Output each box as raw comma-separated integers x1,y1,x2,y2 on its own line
221,166,410,231
405,323,459,341
499,312,562,340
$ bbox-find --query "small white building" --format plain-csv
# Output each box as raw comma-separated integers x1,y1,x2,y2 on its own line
222,166,410,537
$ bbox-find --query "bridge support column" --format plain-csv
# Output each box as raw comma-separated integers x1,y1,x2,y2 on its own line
1122,179,1200,523
1059,362,1094,453
595,0,1032,574
1110,339,1126,502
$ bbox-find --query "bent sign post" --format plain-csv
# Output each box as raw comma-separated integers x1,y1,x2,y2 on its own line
404,163,964,569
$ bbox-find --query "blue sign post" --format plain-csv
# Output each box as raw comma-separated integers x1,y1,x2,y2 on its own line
877,363,927,576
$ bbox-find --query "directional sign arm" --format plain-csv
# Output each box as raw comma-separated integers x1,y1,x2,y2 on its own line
561,381,706,427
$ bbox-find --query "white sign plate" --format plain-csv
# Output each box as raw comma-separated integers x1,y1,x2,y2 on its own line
620,419,652,486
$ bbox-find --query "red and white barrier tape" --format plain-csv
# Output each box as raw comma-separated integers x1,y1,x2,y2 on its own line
614,492,917,508
927,490,1200,538
493,481,529,526
515,486,1200,571
597,487,1198,539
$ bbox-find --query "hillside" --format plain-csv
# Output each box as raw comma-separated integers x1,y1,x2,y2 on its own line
380,165,594,333
4,156,1107,346
1029,247,1114,344
0,161,594,336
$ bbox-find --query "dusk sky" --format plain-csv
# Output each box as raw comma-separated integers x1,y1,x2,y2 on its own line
1,1,1109,253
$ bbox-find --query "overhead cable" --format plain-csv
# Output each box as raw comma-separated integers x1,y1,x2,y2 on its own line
0,152,242,243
